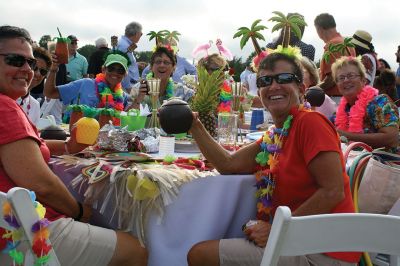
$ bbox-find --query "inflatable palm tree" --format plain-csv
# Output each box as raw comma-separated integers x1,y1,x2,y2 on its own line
233,19,267,55
269,11,307,48
147,30,168,46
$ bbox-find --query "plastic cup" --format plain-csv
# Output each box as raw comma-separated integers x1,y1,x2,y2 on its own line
159,136,175,156
250,109,264,131
218,113,238,150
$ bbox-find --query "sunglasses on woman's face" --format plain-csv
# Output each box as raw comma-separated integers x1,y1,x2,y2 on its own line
34,66,49,76
106,65,126,75
0,53,37,70
256,73,300,88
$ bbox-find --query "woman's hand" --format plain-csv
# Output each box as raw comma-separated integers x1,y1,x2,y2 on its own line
243,220,272,248
136,79,149,103
188,112,202,133
79,204,92,223
50,52,60,72
66,125,90,154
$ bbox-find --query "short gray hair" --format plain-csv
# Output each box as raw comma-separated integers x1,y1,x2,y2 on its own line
125,22,142,37
95,37,108,48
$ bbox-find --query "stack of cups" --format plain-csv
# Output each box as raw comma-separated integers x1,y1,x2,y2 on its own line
159,135,175,156
250,109,264,131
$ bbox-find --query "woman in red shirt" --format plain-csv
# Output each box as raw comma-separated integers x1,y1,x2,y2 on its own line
188,52,360,266
0,25,147,266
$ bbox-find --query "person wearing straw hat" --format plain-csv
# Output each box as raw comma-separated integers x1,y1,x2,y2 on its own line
351,30,378,86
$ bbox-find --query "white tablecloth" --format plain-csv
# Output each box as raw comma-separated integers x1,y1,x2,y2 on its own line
51,161,257,266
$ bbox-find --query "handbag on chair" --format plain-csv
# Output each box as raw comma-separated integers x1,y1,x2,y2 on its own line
358,149,400,214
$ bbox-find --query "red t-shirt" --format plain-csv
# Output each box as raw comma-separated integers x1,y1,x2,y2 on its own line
258,110,361,263
320,33,356,96
0,94,64,221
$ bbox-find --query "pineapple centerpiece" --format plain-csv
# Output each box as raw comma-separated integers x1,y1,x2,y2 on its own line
190,66,224,137
76,107,100,145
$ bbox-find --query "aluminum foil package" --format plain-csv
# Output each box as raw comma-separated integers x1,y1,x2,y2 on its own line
98,124,135,151
97,124,114,150
134,127,161,140
141,136,159,153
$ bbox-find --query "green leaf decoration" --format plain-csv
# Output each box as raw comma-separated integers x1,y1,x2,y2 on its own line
283,115,293,130
255,151,269,166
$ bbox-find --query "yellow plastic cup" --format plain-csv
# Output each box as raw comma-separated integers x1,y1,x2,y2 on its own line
76,117,100,145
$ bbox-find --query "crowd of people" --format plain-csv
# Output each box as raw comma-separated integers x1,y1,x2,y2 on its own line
0,10,399,266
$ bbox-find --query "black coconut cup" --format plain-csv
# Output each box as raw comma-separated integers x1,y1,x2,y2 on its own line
40,125,68,140
305,86,325,107
158,98,193,134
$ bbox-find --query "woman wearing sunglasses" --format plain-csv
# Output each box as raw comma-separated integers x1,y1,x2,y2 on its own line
0,25,147,265
44,50,131,116
16,47,52,126
187,53,360,266
130,46,194,110
332,56,399,151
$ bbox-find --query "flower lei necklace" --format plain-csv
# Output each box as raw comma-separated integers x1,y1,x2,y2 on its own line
146,72,174,99
254,105,308,221
335,85,378,133
2,191,53,265
95,73,124,111
217,80,233,113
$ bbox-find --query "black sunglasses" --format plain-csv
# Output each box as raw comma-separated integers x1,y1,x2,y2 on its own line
256,73,300,88
34,66,49,76
106,65,125,75
0,53,37,70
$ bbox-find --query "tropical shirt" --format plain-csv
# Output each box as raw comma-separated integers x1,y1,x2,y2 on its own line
364,94,399,133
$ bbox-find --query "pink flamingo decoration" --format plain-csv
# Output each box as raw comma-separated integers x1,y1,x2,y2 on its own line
192,40,213,58
216,38,233,60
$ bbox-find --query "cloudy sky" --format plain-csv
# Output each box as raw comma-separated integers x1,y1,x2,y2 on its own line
1,0,399,68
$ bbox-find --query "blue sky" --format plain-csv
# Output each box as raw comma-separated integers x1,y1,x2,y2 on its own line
1,0,399,68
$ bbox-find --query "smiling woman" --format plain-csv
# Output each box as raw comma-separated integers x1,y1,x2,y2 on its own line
131,45,195,110
187,52,361,266
0,25,147,266
332,56,399,150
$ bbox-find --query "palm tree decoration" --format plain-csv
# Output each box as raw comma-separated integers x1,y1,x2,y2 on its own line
333,37,355,56
269,11,307,48
233,19,267,55
322,43,338,63
147,30,168,46
323,37,355,63
162,30,181,45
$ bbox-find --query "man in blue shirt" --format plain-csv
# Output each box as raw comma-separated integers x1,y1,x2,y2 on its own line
66,35,88,82
117,22,143,92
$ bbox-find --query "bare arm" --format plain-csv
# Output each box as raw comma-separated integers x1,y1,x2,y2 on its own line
318,73,336,93
43,54,60,99
292,151,345,216
0,138,81,218
189,114,259,174
338,126,398,149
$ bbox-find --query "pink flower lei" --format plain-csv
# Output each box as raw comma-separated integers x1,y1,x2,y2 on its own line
335,85,378,133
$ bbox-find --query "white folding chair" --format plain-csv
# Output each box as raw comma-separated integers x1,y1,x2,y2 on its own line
260,206,400,266
0,187,60,266
371,198,400,266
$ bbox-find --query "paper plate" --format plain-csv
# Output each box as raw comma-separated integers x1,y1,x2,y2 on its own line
102,152,152,162
246,131,266,141
175,140,200,153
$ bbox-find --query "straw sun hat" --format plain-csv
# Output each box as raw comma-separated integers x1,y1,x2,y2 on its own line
351,30,373,51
